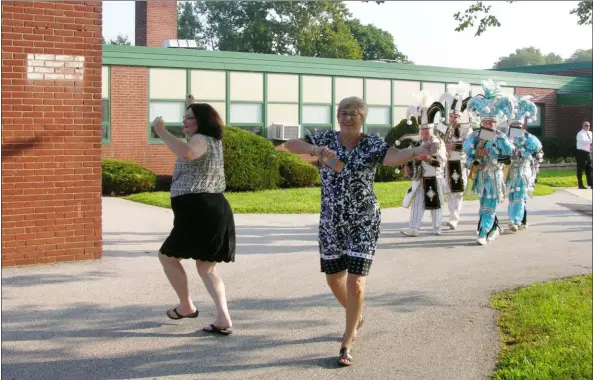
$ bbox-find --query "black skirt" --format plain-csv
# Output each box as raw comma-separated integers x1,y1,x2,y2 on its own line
160,193,236,262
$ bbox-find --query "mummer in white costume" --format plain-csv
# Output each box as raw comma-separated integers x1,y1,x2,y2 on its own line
438,82,474,230
401,91,448,237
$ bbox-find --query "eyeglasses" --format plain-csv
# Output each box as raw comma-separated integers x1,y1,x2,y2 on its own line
339,111,361,118
183,115,196,120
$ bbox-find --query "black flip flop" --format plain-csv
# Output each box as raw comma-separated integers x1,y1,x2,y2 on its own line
338,347,353,367
203,324,233,336
167,307,199,320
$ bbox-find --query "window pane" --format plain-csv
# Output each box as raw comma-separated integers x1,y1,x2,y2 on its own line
366,126,390,139
149,102,185,123
302,105,331,125
304,125,332,136
393,106,408,124
366,106,390,125
527,127,542,137
526,105,542,127
239,126,263,135
101,100,109,123
102,124,109,140
151,125,185,140
230,103,262,124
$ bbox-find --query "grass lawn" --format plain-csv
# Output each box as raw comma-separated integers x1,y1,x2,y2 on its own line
125,173,556,214
535,169,578,188
490,274,592,380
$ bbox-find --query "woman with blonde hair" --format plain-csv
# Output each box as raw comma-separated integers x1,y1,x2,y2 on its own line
284,96,438,366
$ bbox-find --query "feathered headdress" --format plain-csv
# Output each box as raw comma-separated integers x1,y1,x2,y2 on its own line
509,95,537,125
406,90,445,128
439,81,471,115
467,79,515,122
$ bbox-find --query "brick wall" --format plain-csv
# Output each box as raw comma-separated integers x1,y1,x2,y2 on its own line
1,1,103,267
135,1,177,48
101,66,176,175
556,105,593,140
516,87,557,137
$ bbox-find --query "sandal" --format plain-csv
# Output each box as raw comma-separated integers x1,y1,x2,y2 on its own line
167,307,199,320
338,347,353,367
203,324,233,336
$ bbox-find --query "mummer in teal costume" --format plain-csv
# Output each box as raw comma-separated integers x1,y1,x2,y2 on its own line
463,80,514,246
505,95,543,232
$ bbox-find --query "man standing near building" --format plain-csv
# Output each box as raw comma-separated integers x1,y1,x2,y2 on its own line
401,92,448,237
576,121,592,189
439,82,473,230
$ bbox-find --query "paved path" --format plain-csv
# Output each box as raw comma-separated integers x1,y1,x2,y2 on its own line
2,190,592,380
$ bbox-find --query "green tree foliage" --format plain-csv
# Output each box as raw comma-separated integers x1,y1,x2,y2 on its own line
176,1,409,62
493,47,564,69
493,47,592,69
455,1,591,36
102,33,132,45
565,48,593,63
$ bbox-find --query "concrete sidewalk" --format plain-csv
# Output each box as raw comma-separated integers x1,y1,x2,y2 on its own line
2,190,592,380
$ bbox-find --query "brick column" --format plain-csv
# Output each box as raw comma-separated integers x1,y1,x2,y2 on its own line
1,1,103,267
135,1,178,47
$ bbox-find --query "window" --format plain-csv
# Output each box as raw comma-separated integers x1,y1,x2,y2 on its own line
302,105,331,125
101,99,110,142
366,106,390,125
148,101,186,140
101,66,110,144
304,125,333,136
526,104,544,137
229,103,263,135
366,126,390,138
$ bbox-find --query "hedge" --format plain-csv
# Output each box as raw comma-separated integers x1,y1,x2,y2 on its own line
540,137,576,159
102,159,157,195
222,126,280,191
276,150,320,188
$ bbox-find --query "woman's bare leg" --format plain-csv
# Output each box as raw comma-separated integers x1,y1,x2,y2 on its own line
158,252,196,315
196,260,232,328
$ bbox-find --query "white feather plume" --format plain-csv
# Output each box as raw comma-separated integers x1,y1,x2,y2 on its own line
411,89,434,108
449,80,470,98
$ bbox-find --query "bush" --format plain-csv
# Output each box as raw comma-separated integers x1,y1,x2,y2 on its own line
540,137,576,159
375,163,406,182
102,159,157,195
276,150,320,188
222,126,280,191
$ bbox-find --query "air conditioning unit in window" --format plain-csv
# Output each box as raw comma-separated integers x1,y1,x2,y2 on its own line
267,122,301,141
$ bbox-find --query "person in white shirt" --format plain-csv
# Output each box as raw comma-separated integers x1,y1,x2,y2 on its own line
576,121,592,189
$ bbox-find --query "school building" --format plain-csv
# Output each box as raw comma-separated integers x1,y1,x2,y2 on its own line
2,1,592,267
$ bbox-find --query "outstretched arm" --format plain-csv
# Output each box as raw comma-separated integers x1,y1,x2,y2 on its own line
383,143,436,167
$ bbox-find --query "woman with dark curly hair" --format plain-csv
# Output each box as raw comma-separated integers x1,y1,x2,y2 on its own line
152,95,235,336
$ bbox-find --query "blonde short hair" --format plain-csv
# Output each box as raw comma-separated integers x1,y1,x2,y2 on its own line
337,96,368,123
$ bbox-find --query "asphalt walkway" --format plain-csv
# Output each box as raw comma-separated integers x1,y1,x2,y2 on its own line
2,190,592,380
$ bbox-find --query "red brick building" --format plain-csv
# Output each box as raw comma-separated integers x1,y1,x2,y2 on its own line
1,1,103,267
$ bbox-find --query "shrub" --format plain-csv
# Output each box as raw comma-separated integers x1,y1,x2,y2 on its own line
102,159,157,195
540,137,576,159
375,163,406,182
276,150,320,188
222,126,280,191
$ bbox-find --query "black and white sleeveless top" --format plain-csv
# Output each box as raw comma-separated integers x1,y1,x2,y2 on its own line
170,135,226,198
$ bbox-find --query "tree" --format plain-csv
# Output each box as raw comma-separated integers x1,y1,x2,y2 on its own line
454,1,592,37
176,1,409,61
565,48,593,63
345,19,410,62
493,47,564,69
102,33,132,45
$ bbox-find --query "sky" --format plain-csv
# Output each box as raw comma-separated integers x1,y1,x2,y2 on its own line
102,1,592,70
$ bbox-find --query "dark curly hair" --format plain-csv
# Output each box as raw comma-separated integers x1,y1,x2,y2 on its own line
187,103,224,140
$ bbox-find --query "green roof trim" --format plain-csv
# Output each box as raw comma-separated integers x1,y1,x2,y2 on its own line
494,61,592,73
557,92,593,105
102,45,591,92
